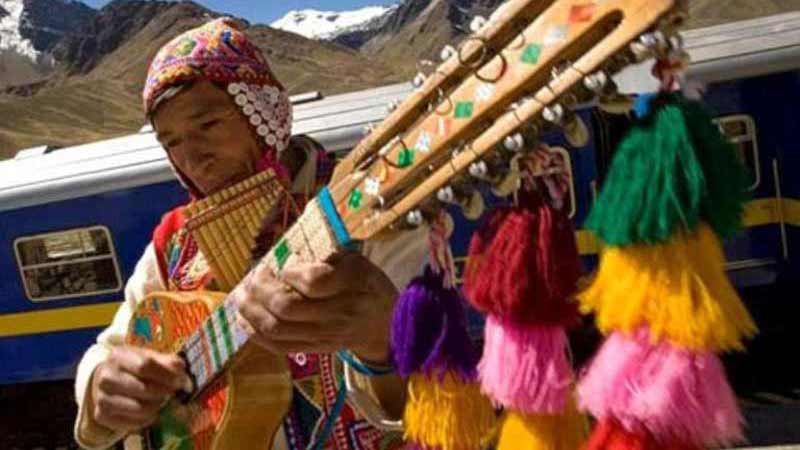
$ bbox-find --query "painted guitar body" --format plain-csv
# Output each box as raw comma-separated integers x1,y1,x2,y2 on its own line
126,291,292,450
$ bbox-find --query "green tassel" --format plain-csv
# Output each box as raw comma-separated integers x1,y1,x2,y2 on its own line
587,93,750,246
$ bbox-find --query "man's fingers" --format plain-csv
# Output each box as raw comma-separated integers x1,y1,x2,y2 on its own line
112,347,189,392
94,393,161,429
100,370,173,402
239,303,350,342
280,262,341,299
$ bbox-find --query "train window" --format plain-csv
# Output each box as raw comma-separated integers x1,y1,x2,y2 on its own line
714,115,760,190
14,226,123,302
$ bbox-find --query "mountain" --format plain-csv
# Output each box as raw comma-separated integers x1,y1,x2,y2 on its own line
0,0,403,157
271,5,396,43
0,0,95,88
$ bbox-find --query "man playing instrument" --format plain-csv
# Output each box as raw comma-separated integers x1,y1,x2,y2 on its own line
74,18,428,450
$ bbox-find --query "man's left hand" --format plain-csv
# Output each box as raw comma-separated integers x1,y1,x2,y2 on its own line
236,252,397,363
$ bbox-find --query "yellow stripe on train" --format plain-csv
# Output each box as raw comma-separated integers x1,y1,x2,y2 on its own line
0,302,121,338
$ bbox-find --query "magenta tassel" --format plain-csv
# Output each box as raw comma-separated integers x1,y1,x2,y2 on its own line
577,328,744,447
478,316,573,414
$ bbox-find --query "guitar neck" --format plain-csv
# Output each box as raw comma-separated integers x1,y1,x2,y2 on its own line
180,187,355,398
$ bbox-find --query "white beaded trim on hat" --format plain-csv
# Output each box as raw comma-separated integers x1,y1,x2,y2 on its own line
226,82,292,152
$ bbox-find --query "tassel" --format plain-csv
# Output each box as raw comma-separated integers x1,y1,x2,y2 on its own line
496,397,589,450
586,93,750,247
464,191,580,327
578,224,756,352
585,418,702,450
478,316,572,414
391,267,495,450
578,328,744,447
391,267,478,378
404,373,496,450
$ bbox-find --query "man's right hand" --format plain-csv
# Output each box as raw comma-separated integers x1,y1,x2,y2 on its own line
89,347,191,433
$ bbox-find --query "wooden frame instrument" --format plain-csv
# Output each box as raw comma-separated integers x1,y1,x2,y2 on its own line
126,0,687,448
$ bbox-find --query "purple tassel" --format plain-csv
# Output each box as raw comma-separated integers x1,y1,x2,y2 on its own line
391,266,478,380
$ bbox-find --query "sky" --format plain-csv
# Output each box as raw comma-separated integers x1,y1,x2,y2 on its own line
81,0,399,24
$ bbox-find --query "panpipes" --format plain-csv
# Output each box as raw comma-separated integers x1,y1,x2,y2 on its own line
184,170,287,291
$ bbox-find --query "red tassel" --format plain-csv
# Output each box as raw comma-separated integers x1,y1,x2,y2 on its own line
464,191,581,327
585,418,702,450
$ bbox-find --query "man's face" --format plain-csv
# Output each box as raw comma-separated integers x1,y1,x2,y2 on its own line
153,81,262,196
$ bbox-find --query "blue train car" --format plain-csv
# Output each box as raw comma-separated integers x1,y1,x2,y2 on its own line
1,12,798,401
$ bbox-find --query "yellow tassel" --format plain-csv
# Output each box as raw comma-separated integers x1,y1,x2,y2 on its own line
578,224,757,352
496,397,589,450
404,372,497,450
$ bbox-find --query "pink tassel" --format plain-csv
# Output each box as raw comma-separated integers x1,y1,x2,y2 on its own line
478,316,573,414
577,328,744,447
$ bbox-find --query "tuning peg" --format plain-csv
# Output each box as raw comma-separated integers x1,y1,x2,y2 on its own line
468,161,491,180
412,72,426,88
386,100,401,114
630,31,668,60
406,210,425,227
470,16,488,33
584,71,609,92
437,186,458,204
543,104,565,124
440,45,456,61
503,133,525,152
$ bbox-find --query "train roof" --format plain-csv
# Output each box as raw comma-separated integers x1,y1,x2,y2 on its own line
2,11,800,213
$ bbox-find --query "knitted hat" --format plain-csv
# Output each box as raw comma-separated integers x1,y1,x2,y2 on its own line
144,18,292,194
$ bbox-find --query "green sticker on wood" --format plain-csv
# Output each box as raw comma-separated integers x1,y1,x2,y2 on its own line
348,189,364,210
521,43,542,64
274,239,290,269
398,148,416,168
454,101,474,119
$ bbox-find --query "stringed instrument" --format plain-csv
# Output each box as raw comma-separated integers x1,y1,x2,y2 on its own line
125,0,687,448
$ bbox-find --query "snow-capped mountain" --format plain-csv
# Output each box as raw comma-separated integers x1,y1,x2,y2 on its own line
0,0,94,88
271,5,397,41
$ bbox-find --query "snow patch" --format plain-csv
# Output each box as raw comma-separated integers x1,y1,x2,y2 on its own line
271,5,396,40
0,0,39,61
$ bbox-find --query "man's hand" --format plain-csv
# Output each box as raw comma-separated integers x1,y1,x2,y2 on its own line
237,252,398,363
89,347,191,433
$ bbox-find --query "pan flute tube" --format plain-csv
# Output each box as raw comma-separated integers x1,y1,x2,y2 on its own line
186,203,236,290
203,194,243,290
217,187,255,278
209,190,250,282
240,178,266,239
231,182,260,259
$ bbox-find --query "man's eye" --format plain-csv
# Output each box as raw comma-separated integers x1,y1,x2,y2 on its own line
200,120,221,130
166,139,181,149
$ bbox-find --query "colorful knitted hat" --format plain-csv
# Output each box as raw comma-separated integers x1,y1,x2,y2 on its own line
144,17,293,160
